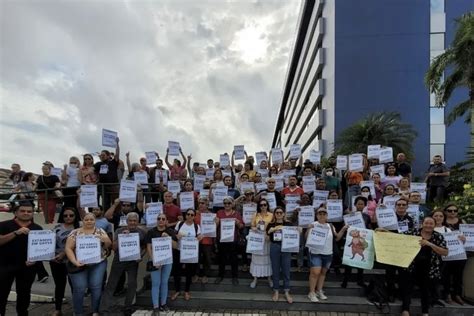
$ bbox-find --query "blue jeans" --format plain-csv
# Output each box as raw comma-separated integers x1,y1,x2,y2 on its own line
151,263,173,308
269,243,291,291
69,260,107,315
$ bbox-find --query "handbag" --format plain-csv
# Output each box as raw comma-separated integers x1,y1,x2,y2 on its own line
146,261,159,272
66,261,87,274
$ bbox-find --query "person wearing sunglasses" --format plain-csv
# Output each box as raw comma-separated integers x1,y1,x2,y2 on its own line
249,198,274,289
50,207,81,316
146,214,178,314
215,196,244,285
79,154,97,185
193,198,216,284
171,209,202,301
442,204,467,305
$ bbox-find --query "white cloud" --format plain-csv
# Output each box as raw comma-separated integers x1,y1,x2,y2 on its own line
0,0,301,173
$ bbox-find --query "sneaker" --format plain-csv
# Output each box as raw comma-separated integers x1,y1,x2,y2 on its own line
159,304,170,312
316,290,328,300
308,292,319,303
250,279,257,288
153,307,160,316
38,276,49,283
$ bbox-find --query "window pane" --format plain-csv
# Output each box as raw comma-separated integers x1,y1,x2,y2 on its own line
431,13,446,33
430,0,444,13
430,144,444,160
430,124,446,143
430,108,444,124
430,33,444,51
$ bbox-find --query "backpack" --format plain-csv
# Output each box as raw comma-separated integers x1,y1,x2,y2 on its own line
177,221,199,236
366,278,391,314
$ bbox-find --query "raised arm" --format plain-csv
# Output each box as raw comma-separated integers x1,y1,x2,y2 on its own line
165,149,172,169
125,152,131,173
180,147,187,167
231,151,236,169
105,198,120,220
186,154,192,176
114,137,120,161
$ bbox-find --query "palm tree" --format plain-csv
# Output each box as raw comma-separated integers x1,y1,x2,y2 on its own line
335,112,417,159
425,12,474,152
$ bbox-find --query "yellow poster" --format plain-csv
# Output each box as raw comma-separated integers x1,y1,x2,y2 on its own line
373,231,421,268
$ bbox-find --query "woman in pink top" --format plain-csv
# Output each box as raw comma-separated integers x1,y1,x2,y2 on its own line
79,154,97,184
165,147,187,181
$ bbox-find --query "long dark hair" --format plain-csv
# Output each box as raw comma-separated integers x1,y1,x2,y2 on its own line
57,206,81,228
257,198,269,213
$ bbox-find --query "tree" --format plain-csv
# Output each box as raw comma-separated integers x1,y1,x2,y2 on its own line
425,12,474,152
335,112,417,159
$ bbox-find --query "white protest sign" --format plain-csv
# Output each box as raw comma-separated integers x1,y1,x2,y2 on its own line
442,232,467,261
220,218,236,242
213,186,228,207
256,182,268,192
375,207,399,230
410,182,427,202
119,179,137,203
240,182,255,193
154,169,168,185
302,176,316,193
200,213,216,237
382,195,398,209
337,155,348,170
344,212,366,229
179,191,195,211
264,192,277,210
460,224,474,251
145,152,157,165
309,150,321,164
313,190,329,208
243,204,257,226
284,194,299,217
102,129,118,148
360,181,376,196
134,172,148,189
271,149,283,165
118,233,141,262
219,154,230,168
298,206,315,228
281,226,300,253
205,168,214,180
199,189,209,200
50,167,61,178
167,181,181,198
370,164,386,178
234,145,245,160
193,175,206,192
152,237,173,265
326,199,343,222
80,185,98,208
367,145,381,159
27,230,55,262
257,168,269,179
168,141,180,156
407,204,421,229
349,154,364,172
246,230,265,254
306,223,329,248
255,152,267,166
145,202,163,228
180,237,199,263
76,235,101,264
289,144,302,159
379,147,393,163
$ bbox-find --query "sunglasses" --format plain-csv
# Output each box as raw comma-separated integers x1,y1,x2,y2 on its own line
158,217,167,221
186,213,195,217
63,214,75,218
259,204,268,207
274,211,283,215
446,209,458,213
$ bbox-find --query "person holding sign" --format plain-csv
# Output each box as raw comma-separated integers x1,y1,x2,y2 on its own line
163,191,183,228
149,158,168,202
94,137,120,211
65,213,112,316
172,209,202,301
100,212,146,315
165,147,188,181
249,199,274,289
400,217,447,316
146,214,178,313
0,204,43,316
36,162,62,223
235,189,257,272
381,163,402,189
79,153,97,185
306,208,347,303
266,207,294,303
61,156,82,210
215,196,244,285
194,197,216,284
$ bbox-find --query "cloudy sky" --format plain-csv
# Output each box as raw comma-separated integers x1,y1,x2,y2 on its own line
0,0,301,173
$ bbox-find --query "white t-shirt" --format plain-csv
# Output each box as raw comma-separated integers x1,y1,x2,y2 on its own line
434,226,451,234
66,166,81,187
175,221,201,237
309,222,334,255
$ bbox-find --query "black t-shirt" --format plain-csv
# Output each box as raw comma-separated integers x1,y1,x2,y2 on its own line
145,227,178,244
94,159,119,184
37,175,60,190
258,189,284,207
266,221,294,244
395,162,412,177
0,220,43,266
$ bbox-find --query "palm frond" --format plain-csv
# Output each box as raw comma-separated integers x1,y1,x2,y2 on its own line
445,99,471,125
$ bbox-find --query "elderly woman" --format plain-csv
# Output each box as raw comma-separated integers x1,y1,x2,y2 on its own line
214,196,244,285
65,212,111,316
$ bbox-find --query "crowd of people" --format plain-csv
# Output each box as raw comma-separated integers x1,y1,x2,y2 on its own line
0,140,470,316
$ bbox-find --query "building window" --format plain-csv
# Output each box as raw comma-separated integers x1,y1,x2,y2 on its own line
430,33,444,51
430,13,446,33
430,0,444,13
430,108,445,124
430,124,446,143
430,144,445,159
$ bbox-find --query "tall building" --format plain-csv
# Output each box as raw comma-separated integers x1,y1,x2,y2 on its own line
271,0,472,176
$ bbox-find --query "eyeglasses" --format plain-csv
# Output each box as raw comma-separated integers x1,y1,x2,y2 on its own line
396,203,407,207
259,204,268,207
158,218,167,221
63,214,75,218
274,211,283,215
186,213,195,217
446,209,458,213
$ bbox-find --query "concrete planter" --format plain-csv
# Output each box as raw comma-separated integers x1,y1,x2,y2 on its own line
463,252,474,303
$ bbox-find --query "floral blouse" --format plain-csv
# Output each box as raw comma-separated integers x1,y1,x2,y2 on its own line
408,229,447,279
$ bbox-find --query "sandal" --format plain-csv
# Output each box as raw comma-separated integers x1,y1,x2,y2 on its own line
285,292,293,304
272,291,279,302
184,292,191,301
170,292,181,301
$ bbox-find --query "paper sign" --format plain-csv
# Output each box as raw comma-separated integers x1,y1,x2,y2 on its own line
193,175,206,192
460,224,474,251
102,129,118,148
281,226,300,253
80,185,98,208
373,231,421,268
306,223,329,248
134,172,148,188
118,233,141,262
302,176,316,193
179,191,195,211
360,181,375,196
349,154,364,172
154,169,168,185
271,149,283,165
410,182,427,202
205,168,214,180
167,181,181,198
255,152,267,166
51,167,62,178
326,199,343,222
27,230,55,262
234,145,245,160
145,202,163,228
337,155,348,170
200,213,216,237
309,150,321,164
256,182,268,193
367,145,381,159
168,141,180,156
298,206,315,228
152,237,173,265
381,195,398,209
145,152,157,165
343,227,374,269
119,179,137,203
220,154,230,168
220,218,236,243
375,207,398,230
240,182,255,193
264,192,277,210
243,204,257,226
284,194,299,217
442,232,467,261
246,230,265,254
180,237,199,263
313,190,329,208
289,144,302,159
76,235,101,264
344,212,366,229
370,165,386,178
407,204,421,229
213,186,228,207
379,147,393,163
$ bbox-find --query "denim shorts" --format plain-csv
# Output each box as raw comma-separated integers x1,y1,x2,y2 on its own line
309,253,333,269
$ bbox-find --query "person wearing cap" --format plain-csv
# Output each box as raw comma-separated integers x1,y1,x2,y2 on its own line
307,207,347,302
36,162,62,223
